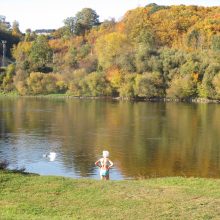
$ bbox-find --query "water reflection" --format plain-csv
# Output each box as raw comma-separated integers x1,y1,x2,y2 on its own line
0,97,220,179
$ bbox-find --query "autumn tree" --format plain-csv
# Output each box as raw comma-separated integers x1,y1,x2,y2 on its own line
212,35,220,51
6,4,220,100
212,72,220,98
135,29,157,73
64,8,99,36
29,35,53,72
134,72,165,98
166,75,197,99
11,20,22,38
118,73,136,98
95,32,132,70
75,8,99,35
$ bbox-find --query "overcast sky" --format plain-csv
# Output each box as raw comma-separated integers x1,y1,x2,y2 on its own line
1,0,219,32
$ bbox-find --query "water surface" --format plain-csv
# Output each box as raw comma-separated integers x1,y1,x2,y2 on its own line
0,97,220,179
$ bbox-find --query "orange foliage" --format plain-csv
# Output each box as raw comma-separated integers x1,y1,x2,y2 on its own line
106,67,122,88
116,22,125,33
120,7,151,41
49,39,69,53
192,72,199,82
12,41,32,60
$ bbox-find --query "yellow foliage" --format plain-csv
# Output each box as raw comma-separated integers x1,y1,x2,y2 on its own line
212,72,220,97
192,72,199,82
120,7,151,41
15,81,28,95
95,32,131,69
106,67,122,88
12,42,32,60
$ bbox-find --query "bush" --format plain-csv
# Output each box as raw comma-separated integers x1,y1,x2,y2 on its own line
67,69,87,96
134,72,165,98
0,160,9,170
166,75,196,99
41,74,59,94
26,72,44,94
198,63,220,99
15,81,28,95
119,74,136,98
212,72,220,98
26,72,65,95
84,72,112,96
0,64,16,92
2,75,15,92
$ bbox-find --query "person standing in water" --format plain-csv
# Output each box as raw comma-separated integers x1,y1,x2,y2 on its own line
95,150,113,180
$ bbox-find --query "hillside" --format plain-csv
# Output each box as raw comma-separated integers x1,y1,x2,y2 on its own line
1,4,220,100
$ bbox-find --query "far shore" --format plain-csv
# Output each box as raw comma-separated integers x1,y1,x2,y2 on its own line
1,92,220,104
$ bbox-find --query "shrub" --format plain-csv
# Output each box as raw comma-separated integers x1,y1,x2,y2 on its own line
67,69,87,96
134,72,165,98
26,72,44,94
119,74,136,98
212,72,220,98
198,63,220,99
26,72,65,95
0,160,9,170
166,75,196,99
84,72,112,96
15,81,28,95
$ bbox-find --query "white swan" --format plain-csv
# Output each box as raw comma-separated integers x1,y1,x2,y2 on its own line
43,152,57,161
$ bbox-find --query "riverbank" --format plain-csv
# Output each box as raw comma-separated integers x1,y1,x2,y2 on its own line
1,92,220,104
0,170,220,219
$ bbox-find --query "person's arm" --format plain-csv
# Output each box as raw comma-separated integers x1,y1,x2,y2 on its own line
108,159,114,169
95,159,101,168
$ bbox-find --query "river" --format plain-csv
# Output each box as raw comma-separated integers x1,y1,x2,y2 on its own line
0,97,220,179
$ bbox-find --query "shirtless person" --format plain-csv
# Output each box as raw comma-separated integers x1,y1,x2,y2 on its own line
95,151,113,180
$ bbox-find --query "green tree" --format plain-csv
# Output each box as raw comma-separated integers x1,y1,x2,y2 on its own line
29,35,53,72
160,48,187,83
24,29,36,42
212,72,220,98
118,74,136,98
212,35,220,51
75,8,99,35
198,63,220,99
0,15,10,30
84,72,111,96
64,8,99,36
186,29,201,49
134,72,165,98
166,75,196,99
12,20,22,38
63,17,76,37
1,64,16,92
135,30,157,73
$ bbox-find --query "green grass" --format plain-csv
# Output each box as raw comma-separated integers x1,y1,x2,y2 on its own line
0,170,220,220
0,91,19,97
0,92,68,98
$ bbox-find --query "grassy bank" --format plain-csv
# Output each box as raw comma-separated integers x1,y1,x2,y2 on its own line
0,171,220,220
1,92,220,104
0,91,19,97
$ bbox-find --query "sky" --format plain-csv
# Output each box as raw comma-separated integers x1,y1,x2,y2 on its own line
1,0,220,32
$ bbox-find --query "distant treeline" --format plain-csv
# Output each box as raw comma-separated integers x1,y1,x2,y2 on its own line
1,4,220,100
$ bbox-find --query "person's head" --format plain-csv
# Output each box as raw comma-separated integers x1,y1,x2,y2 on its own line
103,150,109,158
